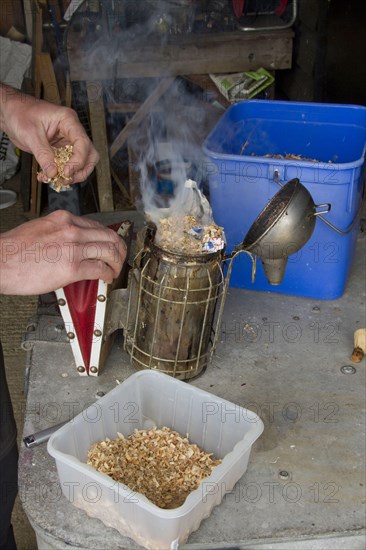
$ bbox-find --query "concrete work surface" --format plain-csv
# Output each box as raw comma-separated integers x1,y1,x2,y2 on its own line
19,217,365,549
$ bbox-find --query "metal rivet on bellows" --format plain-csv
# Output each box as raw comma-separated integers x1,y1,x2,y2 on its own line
67,332,75,340
94,329,102,337
341,365,357,375
26,324,36,332
90,366,98,374
22,341,33,351
312,306,320,312
96,391,105,398
97,295,106,302
55,324,64,332
58,298,66,306
292,316,300,321
77,366,85,373
279,470,290,480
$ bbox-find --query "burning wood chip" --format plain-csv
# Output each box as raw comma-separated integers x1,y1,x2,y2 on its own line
87,426,221,509
37,145,73,192
157,216,224,255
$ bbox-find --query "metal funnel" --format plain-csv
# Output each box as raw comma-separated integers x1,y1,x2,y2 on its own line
240,178,320,285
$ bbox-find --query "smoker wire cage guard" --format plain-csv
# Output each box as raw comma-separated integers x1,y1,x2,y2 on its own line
124,228,233,380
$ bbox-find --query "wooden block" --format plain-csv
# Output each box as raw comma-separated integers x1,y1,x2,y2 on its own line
86,81,114,212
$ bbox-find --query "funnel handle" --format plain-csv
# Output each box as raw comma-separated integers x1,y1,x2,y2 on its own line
226,249,257,283
314,203,331,216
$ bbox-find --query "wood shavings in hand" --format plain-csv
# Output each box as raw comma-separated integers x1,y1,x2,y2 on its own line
87,426,221,509
37,145,73,192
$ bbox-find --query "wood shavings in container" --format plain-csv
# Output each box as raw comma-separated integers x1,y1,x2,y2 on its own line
87,426,221,509
261,153,323,162
37,145,73,192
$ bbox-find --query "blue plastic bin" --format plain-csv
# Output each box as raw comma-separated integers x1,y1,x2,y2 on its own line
203,100,366,299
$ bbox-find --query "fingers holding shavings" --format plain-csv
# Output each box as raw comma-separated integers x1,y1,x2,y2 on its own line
87,426,221,509
37,145,73,192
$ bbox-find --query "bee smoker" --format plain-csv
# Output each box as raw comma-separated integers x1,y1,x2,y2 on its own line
123,225,240,380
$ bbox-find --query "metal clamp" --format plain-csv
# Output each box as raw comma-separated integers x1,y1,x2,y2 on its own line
313,204,331,216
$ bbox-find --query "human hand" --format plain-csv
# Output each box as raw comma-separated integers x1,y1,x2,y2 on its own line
0,84,99,183
0,211,127,295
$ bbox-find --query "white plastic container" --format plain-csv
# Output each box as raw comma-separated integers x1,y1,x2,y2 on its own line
48,371,264,549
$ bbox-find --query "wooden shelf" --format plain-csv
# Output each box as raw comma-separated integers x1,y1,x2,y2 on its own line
67,29,293,80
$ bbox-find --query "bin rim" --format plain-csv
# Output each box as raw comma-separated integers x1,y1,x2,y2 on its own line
216,98,366,114
202,145,366,171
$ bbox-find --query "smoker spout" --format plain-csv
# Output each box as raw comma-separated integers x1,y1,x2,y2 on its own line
261,258,288,286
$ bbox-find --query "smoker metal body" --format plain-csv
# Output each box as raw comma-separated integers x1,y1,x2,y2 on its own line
124,228,237,380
